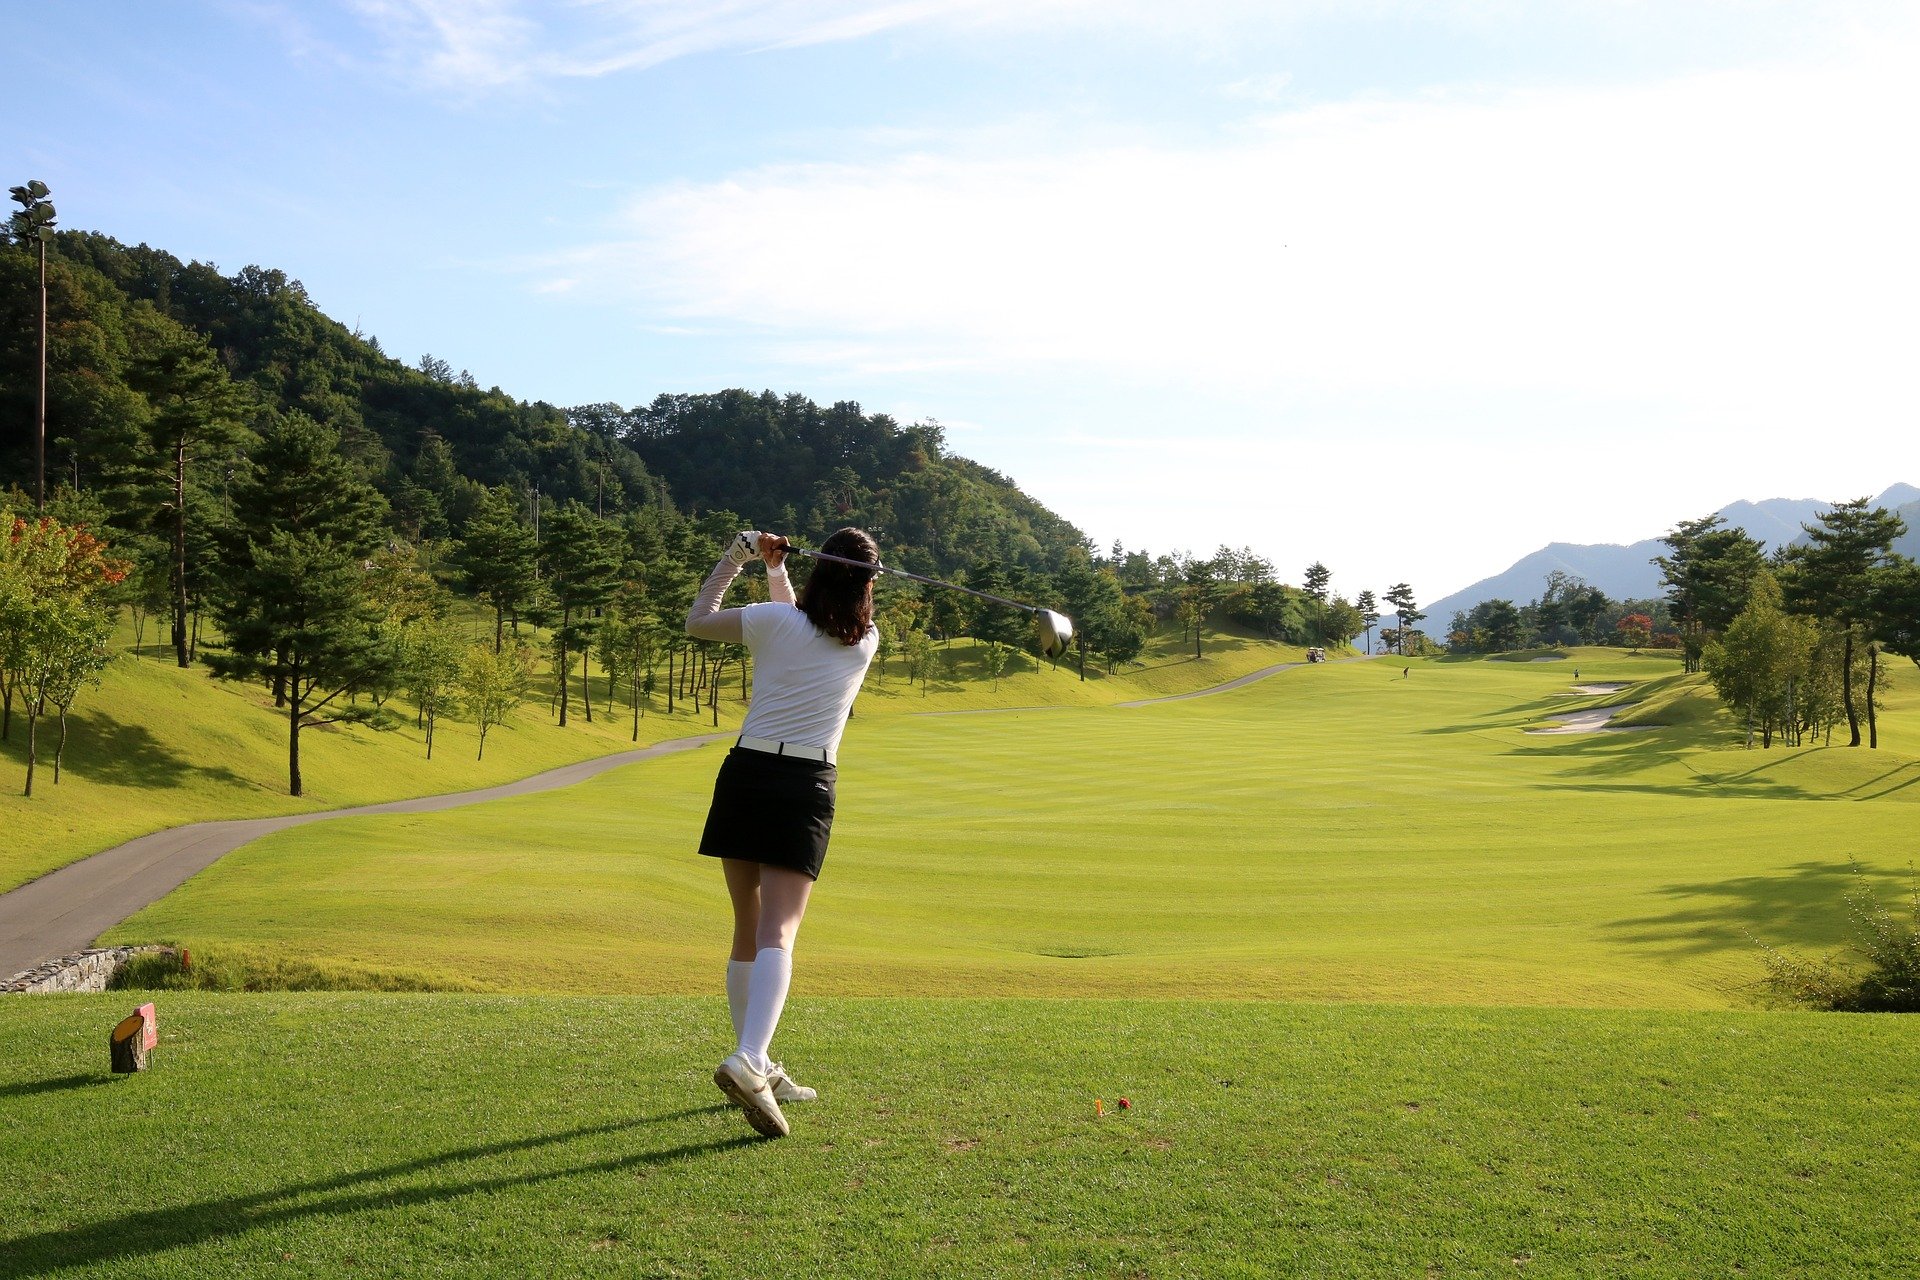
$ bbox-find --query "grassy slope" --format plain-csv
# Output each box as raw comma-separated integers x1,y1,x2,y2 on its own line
105,648,1920,1008
0,628,717,893
0,994,1912,1278
3,618,1315,893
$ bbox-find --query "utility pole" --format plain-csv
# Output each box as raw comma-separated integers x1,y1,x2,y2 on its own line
7,181,57,510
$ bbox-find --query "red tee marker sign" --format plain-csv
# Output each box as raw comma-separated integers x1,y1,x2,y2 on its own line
135,1002,157,1051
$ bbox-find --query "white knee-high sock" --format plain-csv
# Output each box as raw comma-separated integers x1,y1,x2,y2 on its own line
738,946,793,1075
726,960,753,1041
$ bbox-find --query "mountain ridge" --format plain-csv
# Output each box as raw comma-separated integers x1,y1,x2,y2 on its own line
1425,486,1920,628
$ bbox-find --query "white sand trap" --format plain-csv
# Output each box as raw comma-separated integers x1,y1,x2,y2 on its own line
1569,683,1628,695
1527,655,1567,662
1526,706,1657,735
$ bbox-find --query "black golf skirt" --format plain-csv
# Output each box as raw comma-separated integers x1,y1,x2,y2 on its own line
697,747,838,880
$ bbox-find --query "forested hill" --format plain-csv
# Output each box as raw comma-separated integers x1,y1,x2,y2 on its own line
1,229,1087,578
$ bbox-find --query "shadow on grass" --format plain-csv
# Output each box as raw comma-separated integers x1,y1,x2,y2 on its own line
0,714,249,791
0,1072,112,1100
1602,860,1911,958
1834,759,1920,801
0,1105,755,1276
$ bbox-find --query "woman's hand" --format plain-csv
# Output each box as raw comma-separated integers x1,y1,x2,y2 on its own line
758,533,789,570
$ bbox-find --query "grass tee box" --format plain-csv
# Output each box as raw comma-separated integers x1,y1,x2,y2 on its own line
2,993,1915,1277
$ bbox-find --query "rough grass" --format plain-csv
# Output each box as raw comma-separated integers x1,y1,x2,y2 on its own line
105,649,1920,1008
2,993,1915,1278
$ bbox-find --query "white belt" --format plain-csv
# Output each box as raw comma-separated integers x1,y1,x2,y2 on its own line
737,735,835,765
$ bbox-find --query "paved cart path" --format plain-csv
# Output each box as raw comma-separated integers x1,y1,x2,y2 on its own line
0,734,728,979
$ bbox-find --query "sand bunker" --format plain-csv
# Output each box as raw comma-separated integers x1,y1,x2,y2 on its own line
1527,655,1567,662
1569,683,1628,695
1526,706,1656,735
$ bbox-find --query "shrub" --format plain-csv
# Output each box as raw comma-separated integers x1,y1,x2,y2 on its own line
1754,861,1920,1012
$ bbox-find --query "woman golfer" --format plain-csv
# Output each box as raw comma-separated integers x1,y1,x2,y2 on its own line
685,526,880,1138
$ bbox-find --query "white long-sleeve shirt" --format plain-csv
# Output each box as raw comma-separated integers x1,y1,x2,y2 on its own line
686,555,878,753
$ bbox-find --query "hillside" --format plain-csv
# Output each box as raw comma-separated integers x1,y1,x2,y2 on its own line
1428,485,1919,623
1,230,1089,580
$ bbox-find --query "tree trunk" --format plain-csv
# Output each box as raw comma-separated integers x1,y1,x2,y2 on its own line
190,603,201,663
1866,640,1881,752
23,709,38,797
494,606,504,653
631,673,641,741
666,645,675,714
274,646,287,708
1841,630,1860,746
582,649,592,723
425,708,436,760
476,723,488,760
1,671,12,740
54,707,68,782
288,693,304,797
110,1012,150,1074
557,607,571,727
173,438,189,667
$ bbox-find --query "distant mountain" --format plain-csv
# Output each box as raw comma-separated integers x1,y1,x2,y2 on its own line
1423,486,1918,627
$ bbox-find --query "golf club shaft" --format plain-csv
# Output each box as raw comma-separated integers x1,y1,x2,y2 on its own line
784,545,1043,616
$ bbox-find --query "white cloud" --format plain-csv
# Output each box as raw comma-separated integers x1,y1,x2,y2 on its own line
556,32,1920,434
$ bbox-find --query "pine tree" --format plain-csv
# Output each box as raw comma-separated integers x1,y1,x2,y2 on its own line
540,501,622,727
1780,498,1907,747
123,320,250,668
207,414,392,795
453,485,538,651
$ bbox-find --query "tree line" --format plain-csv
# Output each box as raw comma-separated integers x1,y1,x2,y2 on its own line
1443,502,1920,748
1668,503,1920,749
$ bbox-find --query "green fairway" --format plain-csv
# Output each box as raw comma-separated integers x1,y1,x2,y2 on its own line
1,993,1913,1277
104,649,1920,1008
0,618,1318,893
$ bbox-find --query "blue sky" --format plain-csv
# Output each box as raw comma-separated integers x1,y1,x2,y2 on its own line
7,1,1918,603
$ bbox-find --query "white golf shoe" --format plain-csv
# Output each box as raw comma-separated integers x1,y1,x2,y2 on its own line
713,1051,790,1138
765,1061,818,1104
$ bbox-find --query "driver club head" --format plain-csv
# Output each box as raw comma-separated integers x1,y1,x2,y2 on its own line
1035,609,1074,659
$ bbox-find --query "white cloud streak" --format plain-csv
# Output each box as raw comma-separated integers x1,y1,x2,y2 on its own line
556,32,1920,431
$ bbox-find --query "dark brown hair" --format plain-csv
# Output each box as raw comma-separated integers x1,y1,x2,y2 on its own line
797,527,878,646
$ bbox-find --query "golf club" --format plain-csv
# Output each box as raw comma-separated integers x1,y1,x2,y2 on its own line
782,542,1074,659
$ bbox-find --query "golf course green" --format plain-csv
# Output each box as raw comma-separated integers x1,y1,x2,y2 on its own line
8,644,1918,1276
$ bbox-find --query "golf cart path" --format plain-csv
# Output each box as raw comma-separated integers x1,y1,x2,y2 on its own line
0,733,728,979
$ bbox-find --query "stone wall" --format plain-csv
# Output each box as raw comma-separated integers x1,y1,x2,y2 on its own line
3,946,172,994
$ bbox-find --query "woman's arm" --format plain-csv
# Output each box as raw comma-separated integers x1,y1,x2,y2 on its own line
765,537,795,605
685,534,756,643
685,555,746,643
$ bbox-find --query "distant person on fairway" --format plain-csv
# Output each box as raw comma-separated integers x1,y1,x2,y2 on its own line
686,526,881,1138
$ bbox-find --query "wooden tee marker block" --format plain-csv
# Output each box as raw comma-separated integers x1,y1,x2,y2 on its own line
109,1003,157,1073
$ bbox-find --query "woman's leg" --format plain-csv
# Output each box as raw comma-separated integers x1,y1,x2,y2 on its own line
737,865,814,1072
722,857,762,962
721,859,761,1041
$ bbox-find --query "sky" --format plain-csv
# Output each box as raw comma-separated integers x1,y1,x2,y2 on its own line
6,0,1918,602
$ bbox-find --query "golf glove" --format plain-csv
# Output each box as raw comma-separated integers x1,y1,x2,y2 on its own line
726,530,764,566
